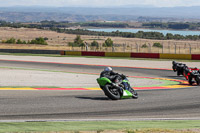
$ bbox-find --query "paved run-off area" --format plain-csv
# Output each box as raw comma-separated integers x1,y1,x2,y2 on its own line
0,55,200,69
0,55,194,90
0,66,189,90
0,67,163,87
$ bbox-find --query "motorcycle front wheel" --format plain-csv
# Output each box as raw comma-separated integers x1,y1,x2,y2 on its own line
129,87,138,99
195,76,200,85
188,77,193,85
103,84,120,100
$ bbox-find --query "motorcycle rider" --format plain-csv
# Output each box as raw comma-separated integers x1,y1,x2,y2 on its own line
100,67,138,97
100,67,129,90
100,67,119,82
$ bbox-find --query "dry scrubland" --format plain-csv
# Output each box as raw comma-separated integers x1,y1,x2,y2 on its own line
0,27,200,54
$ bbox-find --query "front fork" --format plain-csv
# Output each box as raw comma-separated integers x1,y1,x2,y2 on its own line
122,82,130,90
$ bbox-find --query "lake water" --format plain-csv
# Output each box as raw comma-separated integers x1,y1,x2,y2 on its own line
87,28,200,36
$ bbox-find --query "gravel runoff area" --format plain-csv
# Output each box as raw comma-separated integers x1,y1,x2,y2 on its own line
0,68,163,87
0,55,200,69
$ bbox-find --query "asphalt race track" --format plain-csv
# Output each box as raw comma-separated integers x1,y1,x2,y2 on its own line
0,60,200,121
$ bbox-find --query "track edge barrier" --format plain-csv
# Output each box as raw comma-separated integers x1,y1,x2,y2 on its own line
61,51,200,60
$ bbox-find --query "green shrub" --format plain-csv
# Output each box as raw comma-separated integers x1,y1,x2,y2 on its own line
153,42,163,48
103,38,113,47
2,37,48,45
91,40,99,47
5,37,16,44
68,35,84,47
16,39,23,44
141,43,148,48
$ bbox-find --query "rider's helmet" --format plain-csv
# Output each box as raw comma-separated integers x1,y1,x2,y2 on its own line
172,61,176,64
104,67,113,72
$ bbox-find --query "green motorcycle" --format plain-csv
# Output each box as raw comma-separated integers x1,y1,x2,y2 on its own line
97,74,138,100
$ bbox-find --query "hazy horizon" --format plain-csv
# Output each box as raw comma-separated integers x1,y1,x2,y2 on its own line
1,5,200,8
1,0,200,8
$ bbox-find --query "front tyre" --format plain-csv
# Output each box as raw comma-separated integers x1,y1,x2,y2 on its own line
177,70,181,76
188,77,193,85
195,76,200,85
103,84,120,100
129,88,138,99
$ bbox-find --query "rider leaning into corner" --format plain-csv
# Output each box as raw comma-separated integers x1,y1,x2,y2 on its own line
100,67,132,91
100,67,118,81
99,67,138,99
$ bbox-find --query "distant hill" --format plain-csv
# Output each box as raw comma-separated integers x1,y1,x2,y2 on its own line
0,12,139,22
0,6,200,22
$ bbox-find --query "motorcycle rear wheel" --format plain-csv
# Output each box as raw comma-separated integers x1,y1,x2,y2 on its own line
103,84,120,100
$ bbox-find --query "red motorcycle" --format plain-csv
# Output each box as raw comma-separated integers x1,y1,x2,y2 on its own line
172,61,200,85
183,66,200,85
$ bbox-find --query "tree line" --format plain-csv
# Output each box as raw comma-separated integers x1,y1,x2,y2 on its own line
1,20,200,40
69,35,163,49
52,28,200,41
68,35,113,48
81,22,129,28
40,21,129,28
1,37,48,45
142,22,200,30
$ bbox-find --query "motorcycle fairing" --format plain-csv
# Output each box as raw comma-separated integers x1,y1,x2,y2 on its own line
121,90,133,99
97,77,112,86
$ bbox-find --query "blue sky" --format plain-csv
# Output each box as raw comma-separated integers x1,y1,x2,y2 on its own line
1,0,200,7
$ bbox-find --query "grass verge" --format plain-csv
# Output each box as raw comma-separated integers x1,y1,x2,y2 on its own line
0,120,200,133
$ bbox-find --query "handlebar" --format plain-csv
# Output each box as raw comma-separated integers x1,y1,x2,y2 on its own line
116,73,127,79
